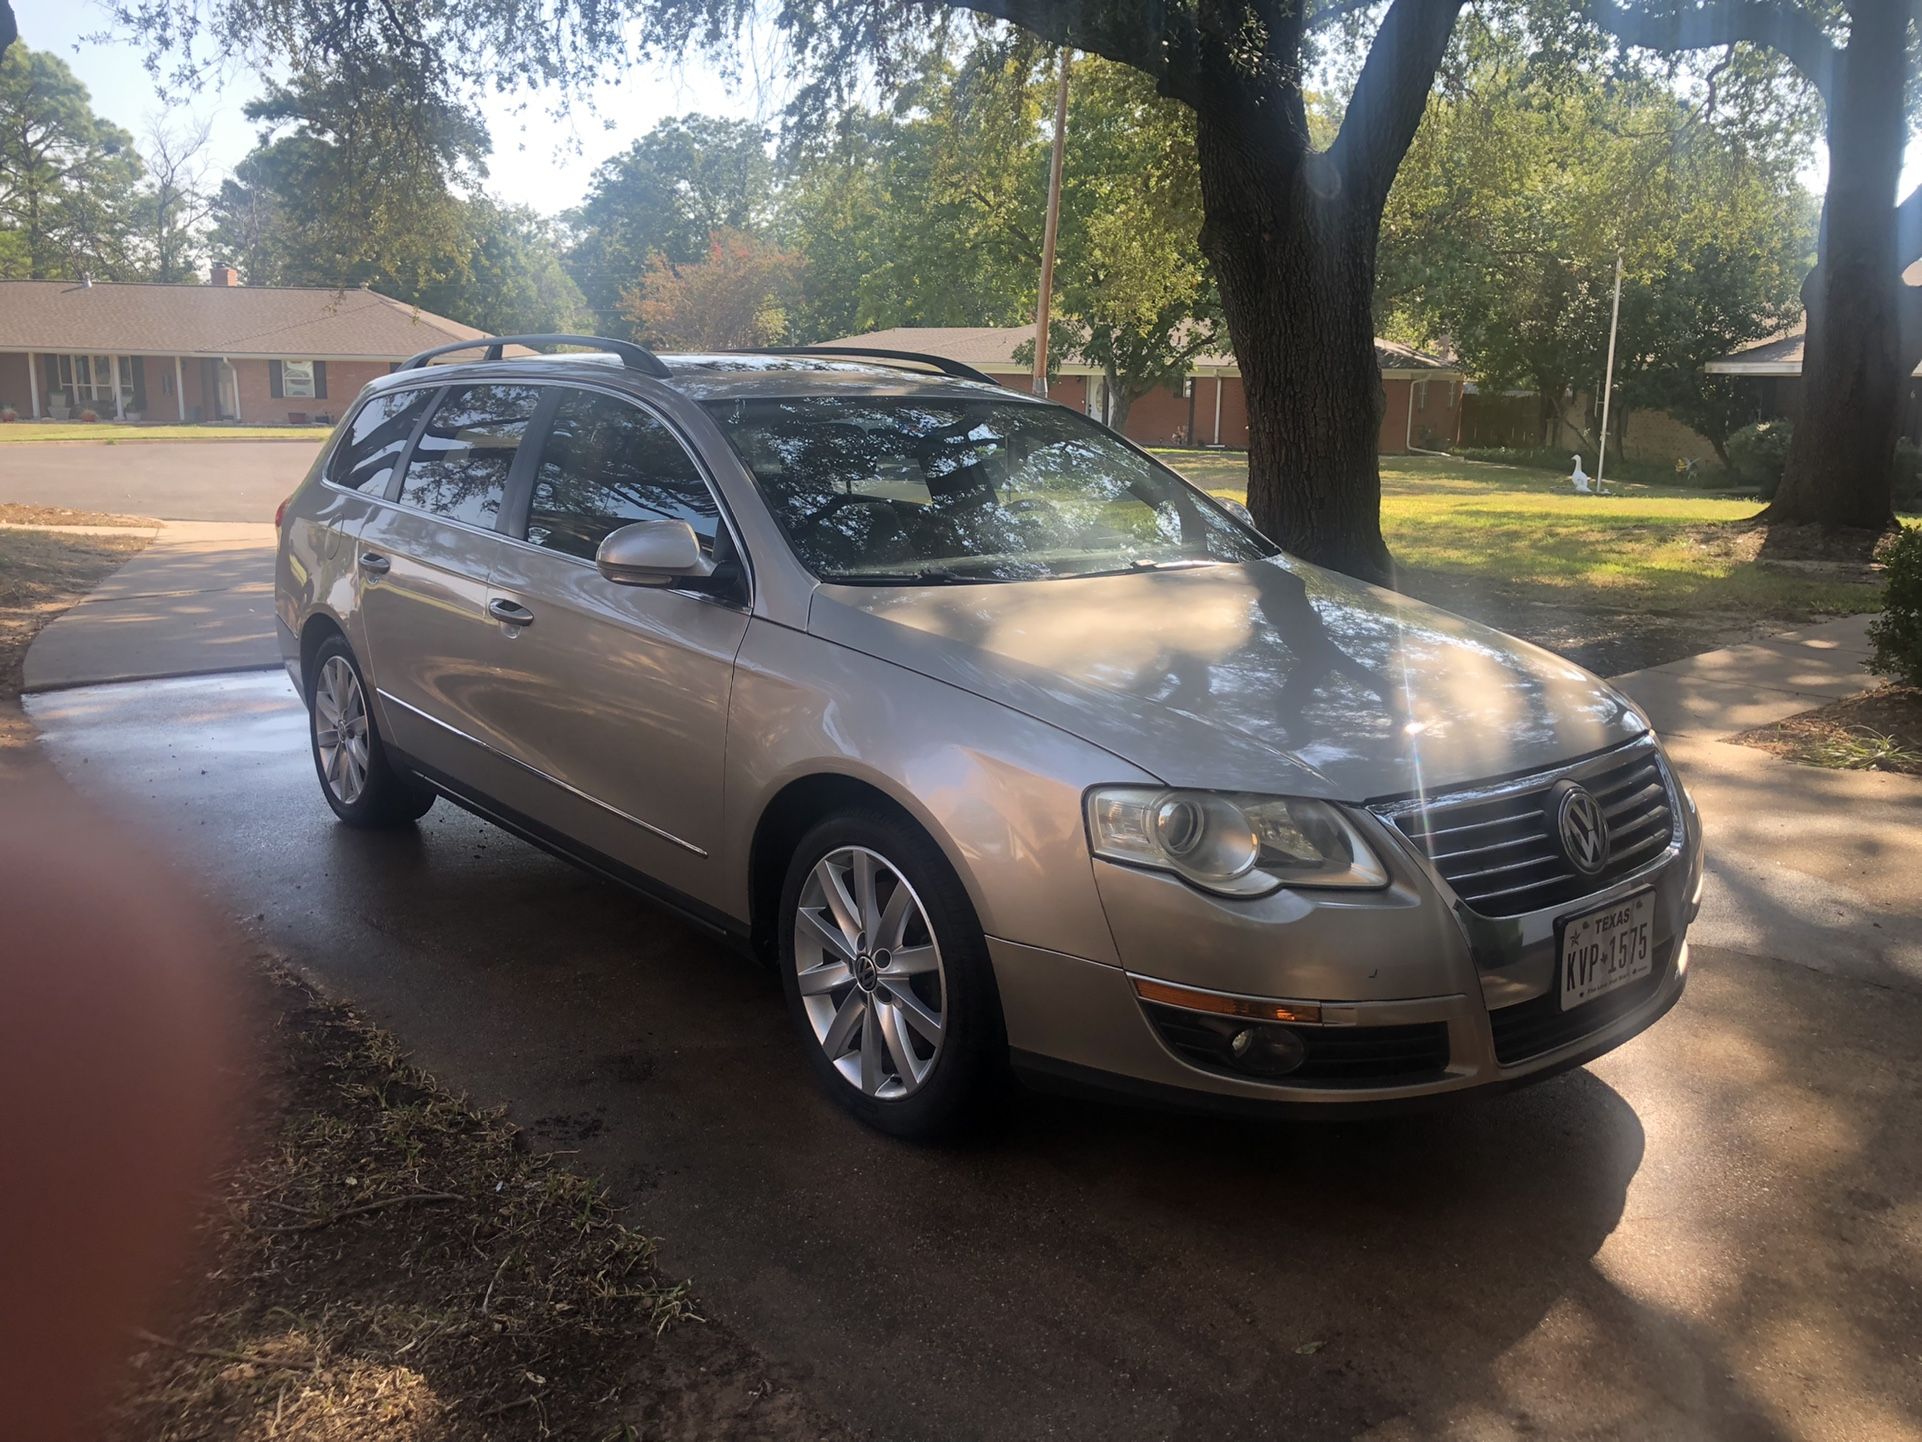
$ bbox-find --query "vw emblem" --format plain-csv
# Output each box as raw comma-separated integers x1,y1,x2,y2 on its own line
1550,781,1610,876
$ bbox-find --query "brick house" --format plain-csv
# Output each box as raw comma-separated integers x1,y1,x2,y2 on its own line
0,265,486,426
823,326,1465,454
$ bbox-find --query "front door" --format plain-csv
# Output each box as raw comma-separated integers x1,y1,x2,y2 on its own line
473,384,750,908
355,381,543,791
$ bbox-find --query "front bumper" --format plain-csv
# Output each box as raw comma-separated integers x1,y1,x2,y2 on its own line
993,738,1704,1114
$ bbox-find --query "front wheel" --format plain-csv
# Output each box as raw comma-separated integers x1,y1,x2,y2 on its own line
308,636,435,828
778,811,1003,1139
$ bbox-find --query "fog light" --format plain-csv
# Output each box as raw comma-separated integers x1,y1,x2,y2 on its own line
1230,1023,1307,1078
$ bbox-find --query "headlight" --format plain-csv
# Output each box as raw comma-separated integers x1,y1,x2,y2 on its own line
1085,787,1389,896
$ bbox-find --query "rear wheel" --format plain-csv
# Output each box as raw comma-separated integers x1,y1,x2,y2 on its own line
778,810,1002,1138
308,636,435,828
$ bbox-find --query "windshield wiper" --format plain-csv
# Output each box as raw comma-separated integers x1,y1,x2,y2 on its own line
1070,557,1223,579
824,567,988,586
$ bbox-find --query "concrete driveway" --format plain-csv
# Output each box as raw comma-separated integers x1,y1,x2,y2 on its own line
0,440,320,521
25,667,1922,1442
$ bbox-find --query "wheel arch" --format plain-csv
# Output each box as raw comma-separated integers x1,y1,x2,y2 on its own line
746,769,989,965
298,611,349,702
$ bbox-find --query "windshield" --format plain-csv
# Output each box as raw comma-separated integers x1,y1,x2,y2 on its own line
701,395,1275,583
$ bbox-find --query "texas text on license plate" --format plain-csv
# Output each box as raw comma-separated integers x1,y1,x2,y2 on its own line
1558,890,1655,1009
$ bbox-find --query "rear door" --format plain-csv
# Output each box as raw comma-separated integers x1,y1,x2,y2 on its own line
356,381,542,786
470,383,751,907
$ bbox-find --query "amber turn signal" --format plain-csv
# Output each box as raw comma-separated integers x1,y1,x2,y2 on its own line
1131,977,1322,1025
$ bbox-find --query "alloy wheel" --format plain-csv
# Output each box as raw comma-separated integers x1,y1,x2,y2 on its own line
794,846,947,1099
313,654,372,805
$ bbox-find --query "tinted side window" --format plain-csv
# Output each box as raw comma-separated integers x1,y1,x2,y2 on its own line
329,388,434,493
523,389,720,561
397,384,542,528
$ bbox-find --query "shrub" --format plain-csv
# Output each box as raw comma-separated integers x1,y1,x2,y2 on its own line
0,405,16,422
1869,525,1922,687
1726,419,1793,497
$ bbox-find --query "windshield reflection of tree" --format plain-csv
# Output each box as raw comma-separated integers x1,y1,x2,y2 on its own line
402,385,542,526
708,397,1266,580
524,393,715,559
338,391,435,492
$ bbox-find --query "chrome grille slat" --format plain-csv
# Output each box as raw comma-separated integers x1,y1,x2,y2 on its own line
1603,780,1665,818
1379,740,1679,919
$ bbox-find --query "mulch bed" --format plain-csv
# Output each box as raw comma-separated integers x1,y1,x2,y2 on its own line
104,962,854,1442
1733,685,1922,776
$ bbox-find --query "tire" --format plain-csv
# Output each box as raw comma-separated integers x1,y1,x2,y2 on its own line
778,809,1003,1139
306,635,436,828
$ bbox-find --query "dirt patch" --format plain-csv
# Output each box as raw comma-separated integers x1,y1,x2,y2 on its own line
0,502,155,528
1396,567,1790,675
0,527,150,754
103,963,853,1442
1733,685,1922,776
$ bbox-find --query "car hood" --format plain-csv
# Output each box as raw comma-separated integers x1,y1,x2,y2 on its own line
807,556,1644,800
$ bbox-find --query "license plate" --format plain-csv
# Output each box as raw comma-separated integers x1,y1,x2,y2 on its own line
1558,891,1655,1009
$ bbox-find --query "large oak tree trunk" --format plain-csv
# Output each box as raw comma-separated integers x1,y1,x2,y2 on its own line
1195,113,1393,583
1768,0,1907,530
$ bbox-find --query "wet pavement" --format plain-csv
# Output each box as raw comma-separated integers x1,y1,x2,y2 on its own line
27,671,1922,1442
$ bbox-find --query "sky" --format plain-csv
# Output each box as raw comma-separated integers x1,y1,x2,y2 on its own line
12,0,775,215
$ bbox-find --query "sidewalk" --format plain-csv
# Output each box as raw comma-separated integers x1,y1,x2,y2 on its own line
1614,615,1922,995
20,520,281,691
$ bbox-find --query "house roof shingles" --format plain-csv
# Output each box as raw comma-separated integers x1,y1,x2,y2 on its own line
824,326,1461,376
0,280,486,360
1706,260,1922,376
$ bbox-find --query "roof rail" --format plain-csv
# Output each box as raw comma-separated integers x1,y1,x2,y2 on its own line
736,346,1003,388
401,333,672,378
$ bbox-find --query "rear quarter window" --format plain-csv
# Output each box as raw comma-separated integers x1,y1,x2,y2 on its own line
328,388,437,494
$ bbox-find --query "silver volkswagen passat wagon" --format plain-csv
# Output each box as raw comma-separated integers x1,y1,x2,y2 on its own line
275,333,1702,1137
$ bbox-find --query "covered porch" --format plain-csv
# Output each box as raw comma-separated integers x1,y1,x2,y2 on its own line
0,351,246,423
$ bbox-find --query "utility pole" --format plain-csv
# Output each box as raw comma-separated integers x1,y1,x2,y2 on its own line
1031,50,1071,399
1595,252,1624,494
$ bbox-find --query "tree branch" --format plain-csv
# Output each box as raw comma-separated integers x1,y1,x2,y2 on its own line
1,0,17,55
1586,0,1839,100
1329,0,1470,213
916,0,1204,104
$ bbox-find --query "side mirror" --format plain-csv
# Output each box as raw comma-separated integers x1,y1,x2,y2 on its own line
595,520,717,587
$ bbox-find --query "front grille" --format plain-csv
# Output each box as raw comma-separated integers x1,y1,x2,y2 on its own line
1488,941,1675,1065
1385,742,1677,918
1144,1004,1451,1088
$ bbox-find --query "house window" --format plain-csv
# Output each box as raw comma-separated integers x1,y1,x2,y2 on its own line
1415,380,1430,413
54,354,132,409
281,360,318,399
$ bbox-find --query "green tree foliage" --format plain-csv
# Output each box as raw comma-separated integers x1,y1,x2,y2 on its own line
416,199,591,335
1379,17,1815,461
210,73,581,329
208,63,488,293
780,48,1220,430
0,45,145,278
564,116,773,334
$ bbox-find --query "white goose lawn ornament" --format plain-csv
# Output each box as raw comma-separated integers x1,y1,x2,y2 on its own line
1570,454,1592,494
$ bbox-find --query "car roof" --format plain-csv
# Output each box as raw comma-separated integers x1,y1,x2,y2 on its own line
363,350,1032,405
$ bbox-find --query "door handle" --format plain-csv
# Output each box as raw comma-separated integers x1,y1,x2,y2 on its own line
357,551,391,576
488,597,535,628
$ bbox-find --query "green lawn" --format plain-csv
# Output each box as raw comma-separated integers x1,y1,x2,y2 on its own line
0,421,328,442
1153,449,1890,622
